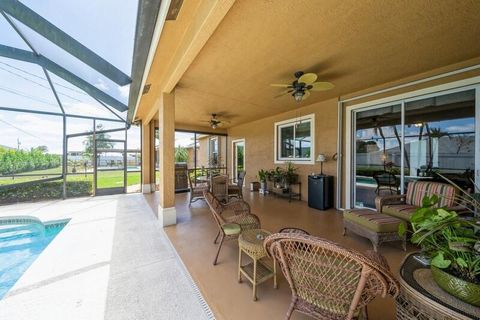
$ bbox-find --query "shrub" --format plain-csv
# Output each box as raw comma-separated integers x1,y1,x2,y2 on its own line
0,180,92,205
0,147,61,175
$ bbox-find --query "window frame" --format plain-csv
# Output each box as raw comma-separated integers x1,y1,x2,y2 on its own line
274,114,315,164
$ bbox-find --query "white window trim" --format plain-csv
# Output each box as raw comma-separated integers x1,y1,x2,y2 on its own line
231,138,246,184
274,113,315,164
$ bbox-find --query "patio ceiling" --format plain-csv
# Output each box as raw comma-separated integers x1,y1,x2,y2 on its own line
139,0,480,129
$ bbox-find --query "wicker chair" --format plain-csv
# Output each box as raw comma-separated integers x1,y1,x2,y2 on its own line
188,170,209,206
211,174,229,203
228,171,246,199
279,227,310,235
264,233,400,320
204,190,261,265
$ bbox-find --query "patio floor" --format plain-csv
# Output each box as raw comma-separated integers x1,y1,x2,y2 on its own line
0,194,213,320
147,191,417,320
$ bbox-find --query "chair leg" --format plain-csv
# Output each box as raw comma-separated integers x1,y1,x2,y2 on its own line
285,297,297,320
213,234,224,265
213,231,220,244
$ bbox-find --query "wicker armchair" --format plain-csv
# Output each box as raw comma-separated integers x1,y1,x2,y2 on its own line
264,233,399,320
279,227,310,235
211,175,229,203
204,190,261,265
187,170,209,206
228,171,246,199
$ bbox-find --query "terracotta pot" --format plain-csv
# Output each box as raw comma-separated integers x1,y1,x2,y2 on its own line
431,266,480,306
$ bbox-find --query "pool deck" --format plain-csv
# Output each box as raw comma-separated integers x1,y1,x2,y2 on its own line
0,194,213,320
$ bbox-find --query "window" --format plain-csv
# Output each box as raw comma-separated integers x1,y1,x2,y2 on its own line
275,114,315,164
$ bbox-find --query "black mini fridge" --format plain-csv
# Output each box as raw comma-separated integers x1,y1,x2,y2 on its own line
308,175,333,210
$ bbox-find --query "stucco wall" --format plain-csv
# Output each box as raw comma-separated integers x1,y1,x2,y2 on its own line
227,98,339,201
227,63,480,207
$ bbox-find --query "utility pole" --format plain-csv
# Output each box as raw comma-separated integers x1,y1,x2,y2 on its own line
17,138,21,150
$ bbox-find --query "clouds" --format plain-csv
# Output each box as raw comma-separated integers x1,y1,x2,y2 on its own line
1,112,63,152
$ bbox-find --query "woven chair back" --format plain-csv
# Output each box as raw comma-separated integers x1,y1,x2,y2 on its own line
211,175,228,202
265,233,399,319
236,171,246,188
204,190,225,228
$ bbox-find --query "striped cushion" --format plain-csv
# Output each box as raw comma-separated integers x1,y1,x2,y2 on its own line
344,209,405,233
382,204,417,221
405,181,456,207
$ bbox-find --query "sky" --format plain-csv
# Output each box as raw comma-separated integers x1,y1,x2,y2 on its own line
0,0,140,153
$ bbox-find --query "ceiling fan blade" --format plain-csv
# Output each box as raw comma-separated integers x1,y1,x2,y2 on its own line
310,81,335,91
270,83,291,87
274,89,292,98
302,90,311,101
298,73,317,84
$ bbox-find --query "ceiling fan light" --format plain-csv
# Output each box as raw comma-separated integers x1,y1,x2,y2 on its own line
211,123,218,129
293,91,304,102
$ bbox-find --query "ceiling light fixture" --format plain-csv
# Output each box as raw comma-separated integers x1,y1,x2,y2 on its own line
293,90,304,102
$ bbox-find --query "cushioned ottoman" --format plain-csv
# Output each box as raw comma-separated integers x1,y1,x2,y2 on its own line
343,209,407,252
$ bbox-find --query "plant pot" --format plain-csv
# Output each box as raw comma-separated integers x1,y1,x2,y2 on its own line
431,266,480,306
260,181,266,191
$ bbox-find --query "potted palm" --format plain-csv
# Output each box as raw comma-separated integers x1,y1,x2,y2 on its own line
400,193,480,306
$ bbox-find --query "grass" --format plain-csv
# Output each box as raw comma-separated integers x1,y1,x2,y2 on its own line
0,167,141,188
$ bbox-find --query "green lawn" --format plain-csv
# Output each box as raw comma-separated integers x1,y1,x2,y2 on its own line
0,167,141,188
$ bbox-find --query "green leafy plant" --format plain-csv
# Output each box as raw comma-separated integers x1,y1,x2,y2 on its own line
284,161,298,185
257,169,268,182
400,194,480,283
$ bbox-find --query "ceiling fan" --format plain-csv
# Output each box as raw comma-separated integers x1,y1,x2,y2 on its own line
201,113,230,129
271,71,334,102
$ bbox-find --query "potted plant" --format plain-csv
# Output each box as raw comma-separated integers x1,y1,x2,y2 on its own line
284,161,298,187
272,167,284,189
400,194,480,306
257,169,268,193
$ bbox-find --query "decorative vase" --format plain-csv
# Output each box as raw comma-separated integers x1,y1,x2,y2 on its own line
431,266,480,306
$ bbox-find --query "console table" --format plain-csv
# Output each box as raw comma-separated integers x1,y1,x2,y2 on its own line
269,182,301,202
396,253,479,320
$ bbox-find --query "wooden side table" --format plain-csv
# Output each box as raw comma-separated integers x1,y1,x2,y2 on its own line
396,253,480,320
238,229,277,301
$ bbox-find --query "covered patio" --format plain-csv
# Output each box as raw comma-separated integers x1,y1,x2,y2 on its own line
145,192,415,320
1,0,480,319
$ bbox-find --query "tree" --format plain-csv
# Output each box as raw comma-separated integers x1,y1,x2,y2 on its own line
33,145,48,153
83,124,114,158
175,146,189,163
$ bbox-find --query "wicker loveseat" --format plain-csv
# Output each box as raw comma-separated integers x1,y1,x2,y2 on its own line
375,181,457,222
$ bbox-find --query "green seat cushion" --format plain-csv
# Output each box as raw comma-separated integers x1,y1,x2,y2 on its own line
382,204,417,222
222,223,241,235
344,209,405,233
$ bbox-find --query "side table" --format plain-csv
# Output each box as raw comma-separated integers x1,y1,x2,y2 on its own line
238,229,277,301
397,253,480,320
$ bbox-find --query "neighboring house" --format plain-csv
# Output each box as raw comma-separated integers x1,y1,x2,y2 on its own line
356,135,475,174
68,151,141,168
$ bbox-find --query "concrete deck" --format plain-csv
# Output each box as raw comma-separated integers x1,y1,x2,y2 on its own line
0,194,213,320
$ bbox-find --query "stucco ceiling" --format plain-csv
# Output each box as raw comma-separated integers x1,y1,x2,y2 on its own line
160,0,480,128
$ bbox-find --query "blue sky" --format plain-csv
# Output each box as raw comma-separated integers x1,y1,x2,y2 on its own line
0,0,139,153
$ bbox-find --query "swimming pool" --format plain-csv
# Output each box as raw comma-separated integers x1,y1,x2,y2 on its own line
0,218,68,299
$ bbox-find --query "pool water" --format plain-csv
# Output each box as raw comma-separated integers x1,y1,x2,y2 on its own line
0,220,68,299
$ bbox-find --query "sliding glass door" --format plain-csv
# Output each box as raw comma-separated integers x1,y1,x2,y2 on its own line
353,88,476,208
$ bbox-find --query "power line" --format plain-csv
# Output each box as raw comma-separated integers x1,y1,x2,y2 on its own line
0,64,85,103
0,85,59,107
0,61,86,95
0,118,50,144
